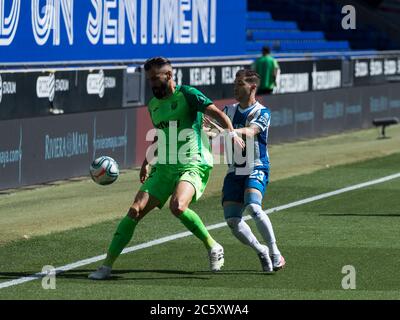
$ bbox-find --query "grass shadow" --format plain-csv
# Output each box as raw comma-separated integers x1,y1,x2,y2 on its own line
0,271,39,280
0,268,274,283
64,269,210,281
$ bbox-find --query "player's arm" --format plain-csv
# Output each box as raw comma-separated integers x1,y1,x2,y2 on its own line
180,85,244,148
202,117,221,138
206,117,263,138
140,136,158,183
237,110,270,138
234,124,262,138
204,104,245,149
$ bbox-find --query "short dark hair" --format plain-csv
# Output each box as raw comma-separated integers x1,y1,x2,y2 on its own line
262,46,271,55
143,56,172,71
236,69,261,87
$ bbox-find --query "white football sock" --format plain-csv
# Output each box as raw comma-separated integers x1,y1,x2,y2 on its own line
226,217,267,255
245,204,281,255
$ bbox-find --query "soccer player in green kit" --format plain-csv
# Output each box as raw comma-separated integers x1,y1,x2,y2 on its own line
89,57,245,280
253,46,280,95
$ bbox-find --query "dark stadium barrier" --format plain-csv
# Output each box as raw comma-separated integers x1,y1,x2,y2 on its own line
1,61,253,121
0,109,136,190
144,61,253,102
352,56,400,86
273,55,400,92
2,55,400,121
157,58,344,99
275,59,343,93
0,68,128,121
159,55,400,100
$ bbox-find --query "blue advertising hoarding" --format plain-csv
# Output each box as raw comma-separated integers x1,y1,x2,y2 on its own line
0,0,246,64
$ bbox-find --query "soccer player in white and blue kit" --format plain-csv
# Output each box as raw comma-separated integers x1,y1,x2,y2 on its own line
216,69,285,272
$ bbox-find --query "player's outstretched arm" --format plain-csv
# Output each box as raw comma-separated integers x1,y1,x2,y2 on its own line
204,104,245,149
203,116,224,138
234,124,262,138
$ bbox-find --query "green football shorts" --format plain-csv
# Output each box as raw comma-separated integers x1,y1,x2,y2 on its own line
139,164,212,208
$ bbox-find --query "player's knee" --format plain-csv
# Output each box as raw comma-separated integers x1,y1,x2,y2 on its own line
244,203,263,219
127,205,141,220
169,199,188,217
226,217,241,229
223,204,243,221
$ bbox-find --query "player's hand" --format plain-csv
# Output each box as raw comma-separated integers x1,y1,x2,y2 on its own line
202,116,212,129
203,116,224,133
139,163,149,183
233,134,246,150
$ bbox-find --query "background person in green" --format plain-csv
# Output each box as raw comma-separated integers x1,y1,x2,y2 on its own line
89,57,245,280
253,46,280,95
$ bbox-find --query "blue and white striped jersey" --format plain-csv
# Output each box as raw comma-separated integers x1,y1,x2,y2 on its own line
223,101,271,174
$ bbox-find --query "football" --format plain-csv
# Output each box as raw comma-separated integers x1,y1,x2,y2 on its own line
89,156,119,185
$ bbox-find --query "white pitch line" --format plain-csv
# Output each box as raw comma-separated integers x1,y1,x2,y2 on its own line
1,172,399,290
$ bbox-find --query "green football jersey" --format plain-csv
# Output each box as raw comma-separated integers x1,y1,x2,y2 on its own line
147,85,213,167
254,55,279,90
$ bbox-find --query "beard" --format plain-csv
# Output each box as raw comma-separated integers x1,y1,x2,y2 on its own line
152,82,169,99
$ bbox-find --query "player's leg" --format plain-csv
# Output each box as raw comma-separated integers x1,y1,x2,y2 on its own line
243,170,285,271
88,191,160,280
244,189,280,254
243,189,280,271
222,172,272,272
223,201,268,255
170,167,224,271
170,181,218,248
222,173,267,254
103,191,160,267
89,165,173,280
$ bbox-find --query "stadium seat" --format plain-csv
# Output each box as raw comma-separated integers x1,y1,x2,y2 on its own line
252,31,325,41
246,11,272,20
248,0,396,52
245,7,352,54
246,41,279,53
246,20,298,30
279,41,350,52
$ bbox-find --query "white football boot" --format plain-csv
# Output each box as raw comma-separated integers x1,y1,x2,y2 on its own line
208,243,224,272
88,265,112,280
258,246,273,273
271,254,286,271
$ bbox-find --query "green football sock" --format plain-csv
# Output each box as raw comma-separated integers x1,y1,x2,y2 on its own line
178,208,216,250
103,215,138,267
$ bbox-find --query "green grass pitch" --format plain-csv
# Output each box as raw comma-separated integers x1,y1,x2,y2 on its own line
0,152,400,299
